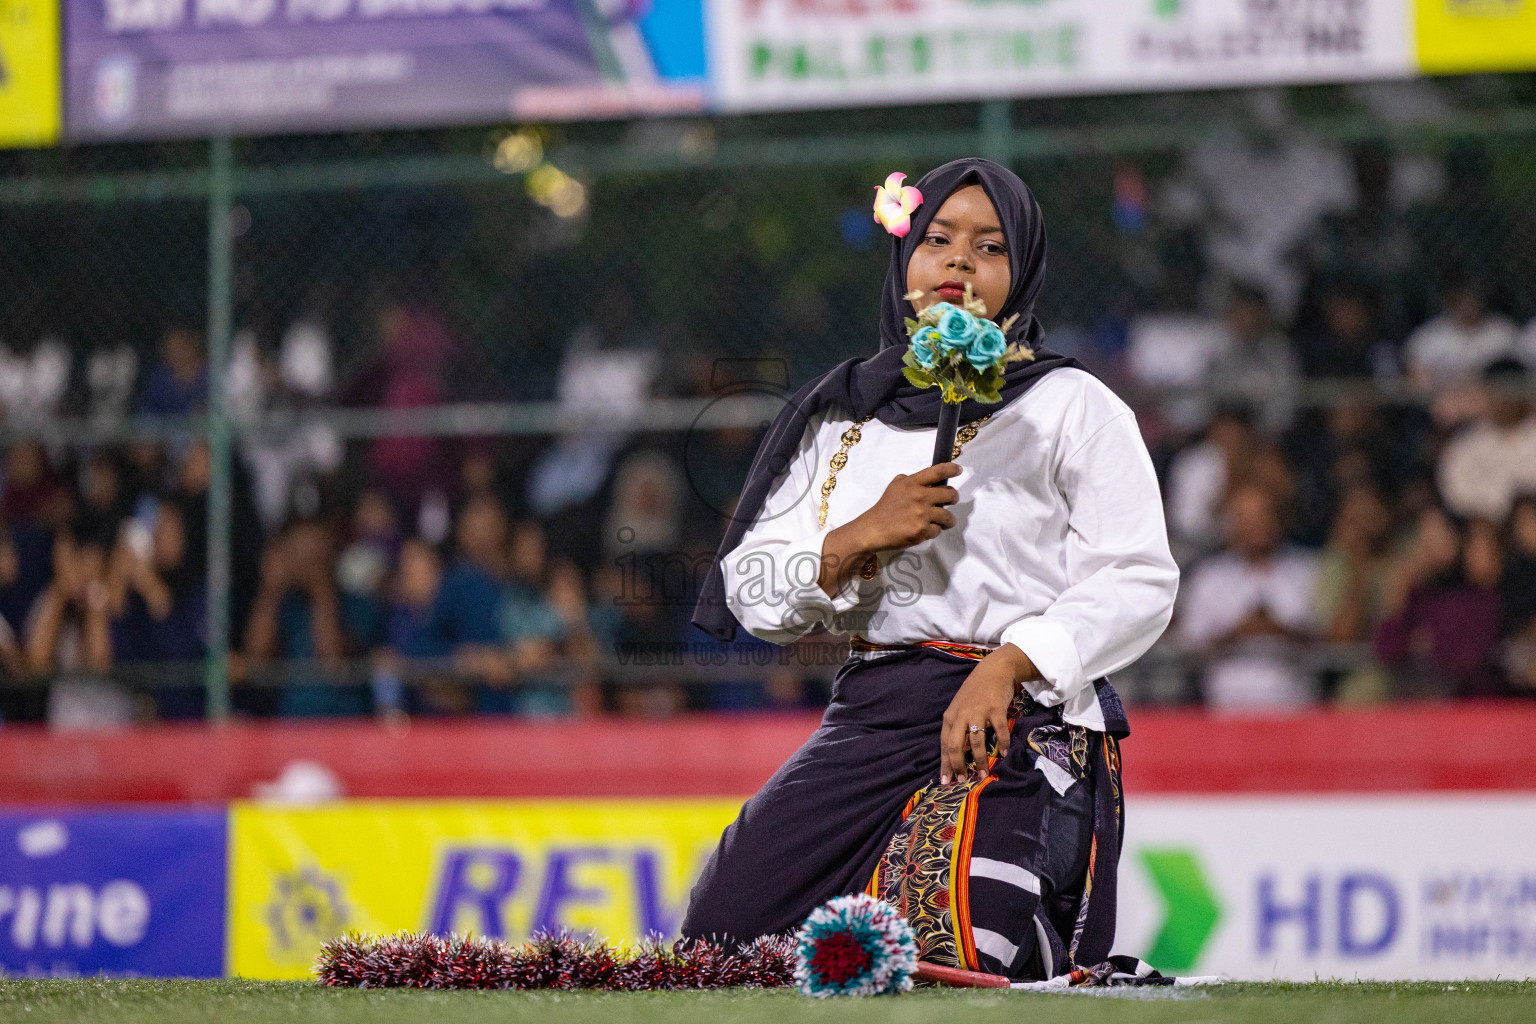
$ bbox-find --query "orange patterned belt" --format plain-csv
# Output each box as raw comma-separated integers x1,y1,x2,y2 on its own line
849,636,995,661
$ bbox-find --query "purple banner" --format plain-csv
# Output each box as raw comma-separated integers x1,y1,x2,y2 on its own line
0,808,226,978
65,0,705,140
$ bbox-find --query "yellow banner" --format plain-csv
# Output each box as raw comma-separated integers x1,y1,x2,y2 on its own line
1417,1,1536,73
227,799,742,980
0,0,59,148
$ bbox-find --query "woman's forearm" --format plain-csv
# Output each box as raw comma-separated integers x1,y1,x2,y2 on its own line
138,572,174,621
244,588,281,660
25,590,66,673
816,522,876,600
81,603,114,674
308,585,345,661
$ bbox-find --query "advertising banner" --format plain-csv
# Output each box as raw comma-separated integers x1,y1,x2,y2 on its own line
1416,0,1536,73
227,799,740,979
0,0,61,147
0,809,227,978
707,0,1414,112
63,0,707,140
228,795,1536,981
1117,796,1536,981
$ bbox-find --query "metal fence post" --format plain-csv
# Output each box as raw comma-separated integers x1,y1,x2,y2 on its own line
204,136,234,721
980,100,1012,164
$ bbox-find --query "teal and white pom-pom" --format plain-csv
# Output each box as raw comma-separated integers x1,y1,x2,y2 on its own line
792,893,918,997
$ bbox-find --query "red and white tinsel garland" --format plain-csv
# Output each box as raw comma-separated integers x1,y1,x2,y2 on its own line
315,931,795,991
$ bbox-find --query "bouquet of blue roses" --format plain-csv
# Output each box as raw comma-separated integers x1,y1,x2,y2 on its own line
900,284,1033,404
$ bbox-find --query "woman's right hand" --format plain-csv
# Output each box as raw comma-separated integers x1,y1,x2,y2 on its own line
816,463,962,600
846,462,963,553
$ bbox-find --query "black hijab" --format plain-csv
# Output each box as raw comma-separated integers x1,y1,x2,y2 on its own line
692,158,1081,641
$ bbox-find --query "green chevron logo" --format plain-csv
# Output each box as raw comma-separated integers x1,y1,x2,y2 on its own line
1138,848,1222,972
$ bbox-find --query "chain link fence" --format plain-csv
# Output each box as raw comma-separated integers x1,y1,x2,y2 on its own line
2,77,1536,724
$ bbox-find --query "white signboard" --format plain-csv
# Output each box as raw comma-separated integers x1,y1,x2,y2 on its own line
707,0,1414,112
1119,796,1536,981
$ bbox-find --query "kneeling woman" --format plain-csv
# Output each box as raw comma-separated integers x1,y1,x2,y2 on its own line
686,158,1178,981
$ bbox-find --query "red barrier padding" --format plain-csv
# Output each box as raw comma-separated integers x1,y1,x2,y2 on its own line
1,703,1533,803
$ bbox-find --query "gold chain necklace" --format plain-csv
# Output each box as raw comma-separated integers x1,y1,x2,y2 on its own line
817,413,992,579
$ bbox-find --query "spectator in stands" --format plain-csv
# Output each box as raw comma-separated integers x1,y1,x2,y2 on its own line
173,440,262,656
589,561,686,718
84,339,139,422
464,553,584,717
429,494,508,651
1315,484,1394,643
506,517,548,594
109,498,207,718
371,536,456,716
27,532,138,729
26,531,114,678
0,529,31,684
544,558,603,716
1,441,69,528
679,422,760,542
1375,509,1507,698
454,517,562,714
1178,482,1321,710
1164,404,1294,561
245,516,365,717
0,518,54,637
76,451,131,548
343,302,458,513
1502,495,1536,640
1404,272,1518,394
1295,279,1394,380
1289,397,1420,548
1313,483,1395,703
1500,495,1536,692
0,333,71,430
0,608,23,689
529,274,660,567
457,448,500,506
228,310,344,531
1124,308,1227,435
603,448,685,563
1203,283,1299,436
334,489,398,660
1437,359,1536,524
139,326,209,416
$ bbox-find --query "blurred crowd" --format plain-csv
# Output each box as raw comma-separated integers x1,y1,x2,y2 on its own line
3,126,1536,725
0,293,819,727
1094,135,1536,711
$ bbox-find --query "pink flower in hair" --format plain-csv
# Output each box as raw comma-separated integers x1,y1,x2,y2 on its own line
872,173,923,238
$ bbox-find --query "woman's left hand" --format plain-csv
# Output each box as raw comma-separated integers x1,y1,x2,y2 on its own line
939,643,1037,785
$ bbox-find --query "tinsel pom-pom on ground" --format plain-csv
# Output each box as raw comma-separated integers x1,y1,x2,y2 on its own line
314,931,795,991
793,894,918,997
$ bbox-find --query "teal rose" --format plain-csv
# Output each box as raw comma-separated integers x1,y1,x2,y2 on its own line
965,321,1008,370
911,326,942,369
935,305,978,353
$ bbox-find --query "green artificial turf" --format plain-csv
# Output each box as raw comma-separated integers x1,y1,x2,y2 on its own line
0,979,1532,1024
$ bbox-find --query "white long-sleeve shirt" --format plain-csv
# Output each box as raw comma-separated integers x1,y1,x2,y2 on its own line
722,368,1179,730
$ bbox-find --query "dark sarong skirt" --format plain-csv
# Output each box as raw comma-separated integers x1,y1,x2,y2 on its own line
680,646,1126,980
